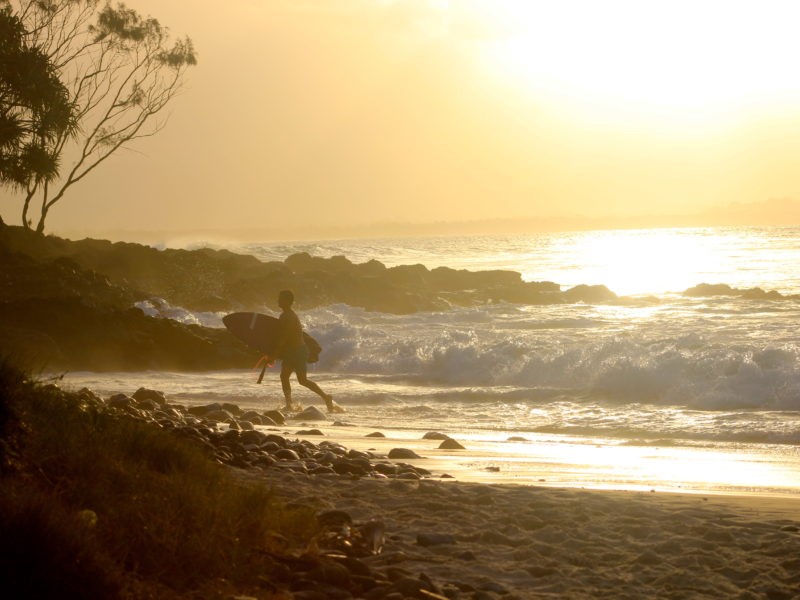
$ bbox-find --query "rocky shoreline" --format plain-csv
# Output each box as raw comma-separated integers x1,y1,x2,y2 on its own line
4,224,796,373
74,385,499,599
66,384,800,599
101,387,435,481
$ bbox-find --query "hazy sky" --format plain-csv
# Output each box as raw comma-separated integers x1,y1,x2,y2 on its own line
6,0,800,237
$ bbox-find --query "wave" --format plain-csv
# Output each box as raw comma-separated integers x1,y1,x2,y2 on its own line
130,297,800,412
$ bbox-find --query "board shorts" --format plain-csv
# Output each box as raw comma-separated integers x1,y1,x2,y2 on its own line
280,345,308,376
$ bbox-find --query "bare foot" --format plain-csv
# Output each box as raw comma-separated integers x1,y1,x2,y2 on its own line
324,395,344,413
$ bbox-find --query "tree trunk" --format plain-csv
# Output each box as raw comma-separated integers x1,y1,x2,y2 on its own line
22,196,31,228
35,204,48,234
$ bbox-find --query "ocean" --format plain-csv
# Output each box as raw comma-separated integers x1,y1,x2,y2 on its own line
64,226,800,496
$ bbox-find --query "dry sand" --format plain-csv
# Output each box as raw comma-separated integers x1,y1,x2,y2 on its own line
255,468,800,599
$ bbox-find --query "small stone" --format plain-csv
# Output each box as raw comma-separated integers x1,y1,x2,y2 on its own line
107,393,134,409
422,431,450,440
366,431,386,438
297,429,324,436
388,448,422,459
263,409,285,425
294,406,327,421
274,448,300,460
438,438,465,450
132,387,166,405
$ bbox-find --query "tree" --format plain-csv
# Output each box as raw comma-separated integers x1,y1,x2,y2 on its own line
1,0,196,233
0,4,75,227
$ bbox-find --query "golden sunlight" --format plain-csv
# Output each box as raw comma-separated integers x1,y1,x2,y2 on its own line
472,0,800,126
559,229,725,295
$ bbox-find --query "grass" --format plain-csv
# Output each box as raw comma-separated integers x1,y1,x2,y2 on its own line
0,361,319,598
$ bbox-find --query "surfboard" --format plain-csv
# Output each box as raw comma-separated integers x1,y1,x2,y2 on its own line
222,312,322,363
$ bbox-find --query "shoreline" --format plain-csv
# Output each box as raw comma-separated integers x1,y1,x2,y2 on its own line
55,373,800,499
243,464,800,598
35,381,800,598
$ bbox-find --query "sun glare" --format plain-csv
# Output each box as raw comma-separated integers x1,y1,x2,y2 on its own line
552,229,727,296
471,1,800,125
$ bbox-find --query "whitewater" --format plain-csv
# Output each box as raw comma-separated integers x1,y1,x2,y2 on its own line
65,226,800,495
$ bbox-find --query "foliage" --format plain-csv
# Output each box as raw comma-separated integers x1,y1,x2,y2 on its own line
0,1,196,233
0,3,75,210
0,361,319,597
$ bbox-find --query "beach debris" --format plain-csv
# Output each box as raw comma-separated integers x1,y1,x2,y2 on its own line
316,510,385,556
388,448,422,459
438,438,465,450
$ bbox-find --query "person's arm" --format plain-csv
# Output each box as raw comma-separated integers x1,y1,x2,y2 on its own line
274,312,290,357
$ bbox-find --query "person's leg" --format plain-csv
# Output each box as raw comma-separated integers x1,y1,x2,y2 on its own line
280,362,293,409
295,362,333,410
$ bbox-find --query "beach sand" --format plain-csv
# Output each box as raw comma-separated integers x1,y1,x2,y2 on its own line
233,423,800,599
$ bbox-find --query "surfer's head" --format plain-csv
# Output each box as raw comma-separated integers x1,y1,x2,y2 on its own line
278,289,294,309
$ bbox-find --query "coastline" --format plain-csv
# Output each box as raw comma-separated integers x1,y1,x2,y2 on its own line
196,398,800,597
244,458,800,598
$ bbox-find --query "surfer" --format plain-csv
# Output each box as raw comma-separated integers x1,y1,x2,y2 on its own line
276,289,335,412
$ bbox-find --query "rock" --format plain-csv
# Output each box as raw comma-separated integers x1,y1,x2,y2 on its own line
388,448,421,459
507,436,529,442
365,431,386,438
263,434,288,447
438,438,465,450
297,429,324,436
221,402,241,415
240,430,266,445
132,387,166,405
294,406,327,421
373,462,398,476
238,420,255,430
205,409,235,422
563,283,617,303
107,393,134,409
274,448,301,461
263,409,285,425
135,398,159,411
187,402,222,416
422,431,450,440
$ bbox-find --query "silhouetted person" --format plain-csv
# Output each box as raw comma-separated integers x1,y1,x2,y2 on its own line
275,289,334,412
